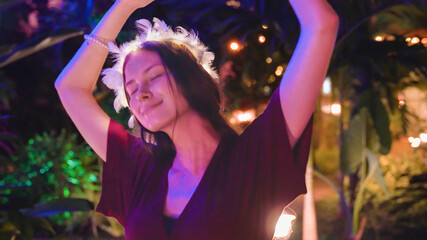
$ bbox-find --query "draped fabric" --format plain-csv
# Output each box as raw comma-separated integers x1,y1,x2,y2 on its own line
96,88,313,239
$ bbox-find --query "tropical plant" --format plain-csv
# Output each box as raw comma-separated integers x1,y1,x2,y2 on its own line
0,128,121,239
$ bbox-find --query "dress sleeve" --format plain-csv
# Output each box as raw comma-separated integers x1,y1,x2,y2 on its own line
236,88,314,203
95,118,149,225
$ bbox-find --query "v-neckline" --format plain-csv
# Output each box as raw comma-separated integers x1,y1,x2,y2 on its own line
160,133,229,237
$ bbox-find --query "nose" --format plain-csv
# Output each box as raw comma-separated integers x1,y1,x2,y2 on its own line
136,84,153,102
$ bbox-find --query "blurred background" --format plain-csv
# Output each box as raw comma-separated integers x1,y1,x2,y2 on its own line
0,0,426,239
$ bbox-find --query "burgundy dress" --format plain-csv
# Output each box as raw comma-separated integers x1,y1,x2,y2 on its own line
95,89,313,240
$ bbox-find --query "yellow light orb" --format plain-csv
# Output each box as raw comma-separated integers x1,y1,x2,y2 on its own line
266,57,272,64
374,36,384,42
411,138,421,148
411,37,420,44
420,133,427,142
258,35,266,43
230,42,240,51
331,103,341,116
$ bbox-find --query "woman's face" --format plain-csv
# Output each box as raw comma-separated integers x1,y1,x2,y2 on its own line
123,49,190,133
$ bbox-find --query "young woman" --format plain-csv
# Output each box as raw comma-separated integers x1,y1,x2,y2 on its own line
54,0,339,239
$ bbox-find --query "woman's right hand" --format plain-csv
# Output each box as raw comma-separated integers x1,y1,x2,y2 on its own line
115,0,155,12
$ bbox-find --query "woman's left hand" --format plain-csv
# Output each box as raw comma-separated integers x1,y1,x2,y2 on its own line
288,0,339,30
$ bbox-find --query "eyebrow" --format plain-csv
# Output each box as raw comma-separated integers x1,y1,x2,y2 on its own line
125,64,163,87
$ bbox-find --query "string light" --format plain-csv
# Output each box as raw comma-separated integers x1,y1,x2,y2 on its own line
266,57,272,64
229,41,240,51
275,66,284,76
331,103,341,116
322,76,331,95
411,138,421,148
405,37,412,42
262,24,268,29
407,133,427,148
231,109,256,123
421,38,427,45
411,37,420,44
374,36,384,42
321,103,341,116
263,85,271,95
258,35,266,43
226,0,241,8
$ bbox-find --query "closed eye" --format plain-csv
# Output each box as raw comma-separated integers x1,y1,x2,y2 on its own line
151,74,163,81
127,85,138,96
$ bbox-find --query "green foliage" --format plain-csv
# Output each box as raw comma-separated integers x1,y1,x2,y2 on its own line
339,108,391,234
1,129,100,203
314,147,339,175
361,151,427,239
352,89,391,154
0,129,102,238
315,194,344,240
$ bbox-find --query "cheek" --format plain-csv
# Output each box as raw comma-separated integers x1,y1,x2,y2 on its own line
128,97,139,109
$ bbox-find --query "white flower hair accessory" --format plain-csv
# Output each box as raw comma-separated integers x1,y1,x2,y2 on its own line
101,17,219,128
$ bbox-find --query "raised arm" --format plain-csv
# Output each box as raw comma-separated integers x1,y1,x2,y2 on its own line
279,0,339,148
54,0,153,161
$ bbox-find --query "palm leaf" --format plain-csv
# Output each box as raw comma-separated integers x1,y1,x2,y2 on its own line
0,28,83,68
20,198,94,217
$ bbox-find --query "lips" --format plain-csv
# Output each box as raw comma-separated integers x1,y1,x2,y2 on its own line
142,101,162,116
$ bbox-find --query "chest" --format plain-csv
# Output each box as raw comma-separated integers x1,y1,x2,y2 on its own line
163,170,204,218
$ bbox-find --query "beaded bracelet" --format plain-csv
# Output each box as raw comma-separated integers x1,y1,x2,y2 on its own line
84,34,109,50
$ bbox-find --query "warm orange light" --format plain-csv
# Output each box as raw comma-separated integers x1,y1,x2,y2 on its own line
421,38,427,45
374,36,384,42
398,100,405,107
258,35,266,43
411,138,421,148
331,103,341,116
273,214,296,239
385,35,396,41
411,37,420,44
230,42,240,51
231,109,256,124
405,37,412,42
275,66,284,76
262,24,268,29
266,57,272,64
420,133,427,142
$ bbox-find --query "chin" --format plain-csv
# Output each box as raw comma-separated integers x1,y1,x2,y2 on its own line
137,117,175,134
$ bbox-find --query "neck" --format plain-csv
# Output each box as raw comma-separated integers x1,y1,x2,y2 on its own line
163,111,222,176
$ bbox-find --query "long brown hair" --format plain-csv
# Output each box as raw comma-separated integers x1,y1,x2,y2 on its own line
123,41,234,162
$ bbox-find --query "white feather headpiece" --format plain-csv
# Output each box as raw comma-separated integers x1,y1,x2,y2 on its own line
101,17,219,128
